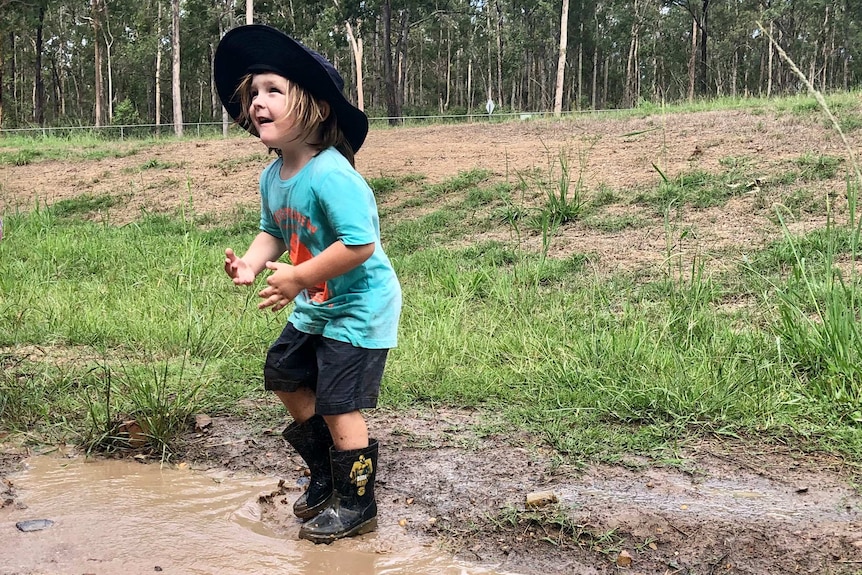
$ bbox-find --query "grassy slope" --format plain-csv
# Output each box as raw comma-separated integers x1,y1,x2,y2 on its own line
1,93,861,464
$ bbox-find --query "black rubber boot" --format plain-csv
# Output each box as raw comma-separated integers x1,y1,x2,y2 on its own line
281,415,335,520
298,440,378,544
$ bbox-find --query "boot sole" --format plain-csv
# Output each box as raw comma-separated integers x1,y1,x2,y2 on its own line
299,517,378,544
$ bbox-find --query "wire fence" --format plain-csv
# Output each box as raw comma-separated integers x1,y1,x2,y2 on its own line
0,109,623,140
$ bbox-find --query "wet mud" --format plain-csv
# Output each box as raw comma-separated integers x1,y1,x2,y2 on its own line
1,450,507,575
2,409,861,575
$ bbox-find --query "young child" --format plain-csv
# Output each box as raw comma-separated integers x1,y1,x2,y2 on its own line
213,24,401,544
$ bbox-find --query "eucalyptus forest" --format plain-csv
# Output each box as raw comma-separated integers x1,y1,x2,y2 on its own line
0,0,859,133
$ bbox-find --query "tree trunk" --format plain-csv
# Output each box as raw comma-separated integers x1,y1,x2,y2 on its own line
591,45,598,110
171,0,183,136
344,19,364,111
553,0,569,116
624,1,639,108
688,16,696,102
380,0,399,124
103,5,115,122
485,4,492,103
11,32,17,121
467,57,473,111
592,9,599,109
444,25,451,110
396,9,409,115
767,20,774,97
842,0,849,90
603,56,608,108
219,1,234,137
246,0,253,24
91,0,103,126
652,3,660,100
821,6,831,91
731,50,738,97
34,4,45,126
577,22,583,109
494,0,503,110
210,42,218,119
698,0,710,95
50,55,61,117
156,0,162,129
0,31,4,128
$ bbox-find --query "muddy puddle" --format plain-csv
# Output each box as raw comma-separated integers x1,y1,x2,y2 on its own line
1,452,510,575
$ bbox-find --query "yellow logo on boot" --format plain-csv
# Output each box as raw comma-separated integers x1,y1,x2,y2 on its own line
350,455,374,496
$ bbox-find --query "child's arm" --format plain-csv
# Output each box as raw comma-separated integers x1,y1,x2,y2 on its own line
258,241,374,312
225,232,287,285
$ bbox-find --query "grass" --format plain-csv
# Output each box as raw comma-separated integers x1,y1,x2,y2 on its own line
2,93,862,467
3,195,858,462
0,133,148,164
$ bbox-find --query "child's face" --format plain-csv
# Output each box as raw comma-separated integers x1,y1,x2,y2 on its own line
248,73,302,150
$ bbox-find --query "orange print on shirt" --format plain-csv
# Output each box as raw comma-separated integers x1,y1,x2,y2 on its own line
290,235,329,303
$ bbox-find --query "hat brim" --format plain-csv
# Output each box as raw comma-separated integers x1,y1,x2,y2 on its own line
214,24,368,153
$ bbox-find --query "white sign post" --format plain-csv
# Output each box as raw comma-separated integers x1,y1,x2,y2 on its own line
486,99,495,117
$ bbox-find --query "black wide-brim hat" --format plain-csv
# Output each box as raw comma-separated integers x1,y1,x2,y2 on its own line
214,24,368,153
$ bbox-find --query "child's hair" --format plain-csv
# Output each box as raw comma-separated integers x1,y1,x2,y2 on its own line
234,73,356,166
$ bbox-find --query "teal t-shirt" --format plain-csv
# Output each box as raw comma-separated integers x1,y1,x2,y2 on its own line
259,147,401,349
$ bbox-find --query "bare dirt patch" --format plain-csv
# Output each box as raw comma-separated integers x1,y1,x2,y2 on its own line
2,109,862,574
1,109,852,276
171,409,862,575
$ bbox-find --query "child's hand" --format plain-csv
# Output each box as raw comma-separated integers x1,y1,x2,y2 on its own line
258,261,304,312
224,248,256,285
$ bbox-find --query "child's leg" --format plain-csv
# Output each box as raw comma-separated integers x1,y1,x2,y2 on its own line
264,324,334,519
298,339,388,543
322,411,368,450
274,388,316,423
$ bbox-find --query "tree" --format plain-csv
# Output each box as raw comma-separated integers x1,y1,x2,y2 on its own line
553,0,569,116
380,0,401,123
334,0,365,111
156,0,163,128
33,1,46,126
1,0,860,131
665,0,715,97
171,0,182,136
90,0,104,126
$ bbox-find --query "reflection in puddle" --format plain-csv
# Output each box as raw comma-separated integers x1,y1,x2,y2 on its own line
1,454,507,575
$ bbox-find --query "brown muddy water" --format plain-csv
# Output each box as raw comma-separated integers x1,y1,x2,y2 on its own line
1,452,510,575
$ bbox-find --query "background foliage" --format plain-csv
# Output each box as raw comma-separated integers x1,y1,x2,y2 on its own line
1,0,860,129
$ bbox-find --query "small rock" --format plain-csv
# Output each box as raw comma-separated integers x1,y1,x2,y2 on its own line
16,519,54,532
194,414,212,432
525,490,558,508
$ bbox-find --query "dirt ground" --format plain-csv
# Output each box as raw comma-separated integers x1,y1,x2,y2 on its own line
2,108,862,574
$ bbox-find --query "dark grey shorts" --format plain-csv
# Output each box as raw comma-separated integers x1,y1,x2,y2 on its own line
263,323,389,416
